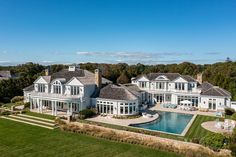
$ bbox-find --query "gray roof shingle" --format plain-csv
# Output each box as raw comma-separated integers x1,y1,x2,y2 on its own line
201,82,231,97
98,84,138,101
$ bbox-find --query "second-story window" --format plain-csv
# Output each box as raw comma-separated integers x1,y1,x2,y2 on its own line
53,81,62,94
71,86,80,95
38,84,45,92
175,83,185,90
139,81,147,88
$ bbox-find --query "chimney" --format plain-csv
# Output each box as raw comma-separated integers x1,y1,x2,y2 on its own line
196,73,203,84
95,69,102,89
45,69,49,76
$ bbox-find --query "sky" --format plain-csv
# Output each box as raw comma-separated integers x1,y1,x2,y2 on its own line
0,0,236,65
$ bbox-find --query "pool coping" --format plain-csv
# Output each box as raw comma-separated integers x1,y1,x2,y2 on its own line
130,111,197,136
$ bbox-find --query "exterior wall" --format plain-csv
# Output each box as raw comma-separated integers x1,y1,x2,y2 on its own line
231,101,236,110
96,98,139,116
132,75,231,111
199,96,230,110
23,91,31,103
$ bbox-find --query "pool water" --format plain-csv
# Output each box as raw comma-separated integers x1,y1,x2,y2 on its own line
131,111,193,134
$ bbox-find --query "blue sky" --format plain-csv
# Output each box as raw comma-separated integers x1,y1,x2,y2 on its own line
0,0,236,65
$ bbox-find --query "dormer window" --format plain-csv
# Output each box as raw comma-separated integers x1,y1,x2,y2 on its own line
38,84,45,93
53,80,62,94
71,86,80,95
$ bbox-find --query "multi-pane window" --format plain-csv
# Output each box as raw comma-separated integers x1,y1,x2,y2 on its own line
53,81,61,94
175,83,185,90
139,82,147,88
71,86,80,95
156,82,165,89
38,84,45,92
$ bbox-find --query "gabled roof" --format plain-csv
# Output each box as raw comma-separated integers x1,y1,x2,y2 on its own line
135,73,181,81
23,84,34,92
35,68,112,85
201,82,231,97
122,84,143,97
98,84,138,101
181,75,196,82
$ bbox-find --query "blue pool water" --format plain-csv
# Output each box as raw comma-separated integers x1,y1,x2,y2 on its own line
131,111,193,134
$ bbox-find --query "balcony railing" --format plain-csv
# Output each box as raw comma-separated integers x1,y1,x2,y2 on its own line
30,91,81,100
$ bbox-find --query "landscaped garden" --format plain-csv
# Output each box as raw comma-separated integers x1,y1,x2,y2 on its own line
0,118,182,157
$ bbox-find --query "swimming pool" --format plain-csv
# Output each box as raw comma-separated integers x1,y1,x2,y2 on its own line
130,111,193,135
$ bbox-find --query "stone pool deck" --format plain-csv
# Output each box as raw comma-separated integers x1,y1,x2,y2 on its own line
151,104,216,117
201,121,235,134
87,113,159,126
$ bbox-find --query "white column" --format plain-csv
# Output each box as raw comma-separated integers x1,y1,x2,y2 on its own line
55,101,57,116
51,101,54,115
40,99,43,113
70,103,73,113
30,98,33,110
37,99,40,113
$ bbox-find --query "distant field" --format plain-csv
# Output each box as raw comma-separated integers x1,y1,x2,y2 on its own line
0,118,182,157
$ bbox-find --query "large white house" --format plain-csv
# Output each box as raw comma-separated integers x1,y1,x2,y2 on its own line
131,73,231,111
24,65,111,116
24,66,232,116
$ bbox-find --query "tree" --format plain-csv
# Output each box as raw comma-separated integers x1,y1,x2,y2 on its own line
116,72,130,84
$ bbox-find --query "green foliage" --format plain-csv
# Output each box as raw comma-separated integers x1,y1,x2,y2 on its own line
229,128,236,156
24,102,30,109
11,96,24,103
200,133,226,150
78,109,96,119
225,108,235,116
116,72,130,84
0,110,11,116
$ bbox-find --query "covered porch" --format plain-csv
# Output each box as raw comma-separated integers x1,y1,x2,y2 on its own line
29,98,82,116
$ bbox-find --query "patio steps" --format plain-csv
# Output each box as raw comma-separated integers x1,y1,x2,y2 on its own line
0,114,58,130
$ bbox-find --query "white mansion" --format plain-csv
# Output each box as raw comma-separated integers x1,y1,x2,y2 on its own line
131,73,231,111
24,65,232,116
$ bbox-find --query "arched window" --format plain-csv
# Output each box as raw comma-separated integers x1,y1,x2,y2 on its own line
53,80,62,94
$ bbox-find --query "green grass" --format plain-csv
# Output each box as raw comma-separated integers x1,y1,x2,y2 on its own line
24,111,56,120
185,115,217,140
0,118,182,157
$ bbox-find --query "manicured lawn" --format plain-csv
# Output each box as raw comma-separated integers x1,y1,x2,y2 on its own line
185,115,217,140
24,111,56,120
0,118,182,157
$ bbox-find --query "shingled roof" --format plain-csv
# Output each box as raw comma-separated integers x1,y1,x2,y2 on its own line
23,84,34,92
201,82,231,97
37,68,111,85
98,84,138,101
134,73,196,82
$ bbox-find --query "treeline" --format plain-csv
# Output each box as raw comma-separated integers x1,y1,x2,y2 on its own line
0,61,236,103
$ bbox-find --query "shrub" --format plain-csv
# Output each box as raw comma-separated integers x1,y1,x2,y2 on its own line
11,96,24,103
229,128,236,156
0,110,11,116
231,113,236,121
225,108,235,116
200,133,226,151
191,138,200,144
24,102,30,109
78,109,96,119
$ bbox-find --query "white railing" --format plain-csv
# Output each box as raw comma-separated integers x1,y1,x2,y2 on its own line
30,91,81,100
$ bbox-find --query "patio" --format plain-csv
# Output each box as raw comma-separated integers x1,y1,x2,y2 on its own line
151,104,216,117
87,113,159,126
